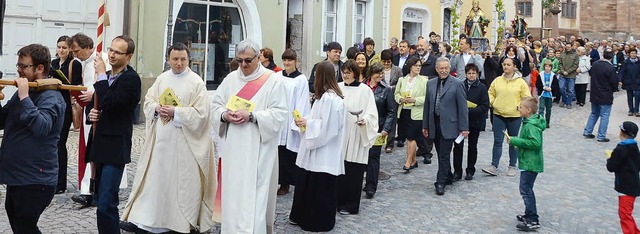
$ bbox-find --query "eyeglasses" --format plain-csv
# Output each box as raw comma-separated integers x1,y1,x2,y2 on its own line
235,56,257,65
107,47,128,56
16,64,35,70
381,60,392,64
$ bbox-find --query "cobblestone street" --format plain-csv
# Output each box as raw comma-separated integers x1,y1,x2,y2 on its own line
0,93,636,233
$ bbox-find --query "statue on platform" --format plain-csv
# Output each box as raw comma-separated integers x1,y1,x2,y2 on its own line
511,10,528,39
464,0,490,38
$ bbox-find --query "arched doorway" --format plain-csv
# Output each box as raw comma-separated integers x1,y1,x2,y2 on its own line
401,5,431,45
171,0,258,90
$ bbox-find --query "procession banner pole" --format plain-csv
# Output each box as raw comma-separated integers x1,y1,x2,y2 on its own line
93,0,104,130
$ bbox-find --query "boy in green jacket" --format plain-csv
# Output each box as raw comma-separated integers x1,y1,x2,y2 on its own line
507,96,546,231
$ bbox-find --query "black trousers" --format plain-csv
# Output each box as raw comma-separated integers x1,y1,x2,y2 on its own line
5,184,56,234
386,114,398,149
57,107,72,190
364,146,381,193
434,117,454,185
453,129,481,176
337,161,366,214
575,83,588,104
278,146,297,186
290,169,337,232
416,136,433,157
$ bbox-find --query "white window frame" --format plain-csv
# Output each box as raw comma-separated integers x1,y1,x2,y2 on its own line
323,0,338,45
353,1,366,45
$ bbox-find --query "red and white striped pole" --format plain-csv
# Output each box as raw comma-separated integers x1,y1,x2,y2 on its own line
93,0,104,125
96,0,105,55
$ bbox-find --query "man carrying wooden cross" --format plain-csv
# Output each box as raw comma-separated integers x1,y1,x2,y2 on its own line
0,44,66,233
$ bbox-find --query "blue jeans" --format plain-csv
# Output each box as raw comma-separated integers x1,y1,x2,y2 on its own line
492,115,522,168
520,171,539,222
584,104,612,140
559,77,575,106
626,90,640,113
94,164,124,234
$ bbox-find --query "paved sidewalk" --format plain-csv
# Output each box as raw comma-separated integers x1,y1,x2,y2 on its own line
0,92,636,233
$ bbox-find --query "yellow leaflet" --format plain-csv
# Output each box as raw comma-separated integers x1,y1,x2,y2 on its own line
159,88,182,107
401,91,414,107
503,130,511,141
467,100,478,108
605,149,613,158
292,110,306,132
226,95,255,112
373,135,388,146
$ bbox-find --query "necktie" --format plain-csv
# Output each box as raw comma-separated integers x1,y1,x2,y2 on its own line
435,79,443,116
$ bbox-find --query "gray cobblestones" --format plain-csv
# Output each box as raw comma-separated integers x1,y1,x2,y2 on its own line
0,93,636,233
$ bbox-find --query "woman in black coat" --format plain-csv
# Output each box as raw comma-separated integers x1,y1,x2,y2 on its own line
363,63,396,198
452,63,489,181
51,35,83,194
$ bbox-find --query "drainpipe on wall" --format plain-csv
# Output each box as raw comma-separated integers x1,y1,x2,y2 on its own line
137,0,146,76
164,0,173,72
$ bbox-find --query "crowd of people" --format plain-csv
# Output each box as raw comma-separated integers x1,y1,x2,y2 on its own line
1,28,640,234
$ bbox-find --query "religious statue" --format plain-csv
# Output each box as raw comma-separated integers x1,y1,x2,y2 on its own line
511,10,528,39
464,0,490,38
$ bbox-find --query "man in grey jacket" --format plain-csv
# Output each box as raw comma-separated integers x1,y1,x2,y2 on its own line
422,57,469,196
451,37,485,81
558,43,580,109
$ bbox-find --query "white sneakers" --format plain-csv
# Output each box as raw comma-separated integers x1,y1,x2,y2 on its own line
481,165,518,177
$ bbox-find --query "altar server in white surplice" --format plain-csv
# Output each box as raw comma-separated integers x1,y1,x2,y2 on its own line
121,43,217,233
211,39,288,234
275,49,311,196
289,60,346,232
336,59,378,215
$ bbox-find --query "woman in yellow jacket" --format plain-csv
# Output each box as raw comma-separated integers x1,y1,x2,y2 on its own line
481,57,531,177
394,57,428,172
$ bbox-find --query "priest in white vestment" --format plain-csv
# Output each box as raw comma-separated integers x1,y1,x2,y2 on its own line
336,60,378,215
121,44,217,233
211,39,288,234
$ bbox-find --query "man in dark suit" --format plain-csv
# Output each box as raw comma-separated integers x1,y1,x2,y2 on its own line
87,35,141,233
416,38,438,79
422,57,469,196
414,38,438,163
393,40,411,76
308,41,343,93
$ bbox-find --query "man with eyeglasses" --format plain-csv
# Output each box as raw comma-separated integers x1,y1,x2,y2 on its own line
0,44,66,233
85,35,141,233
308,41,343,93
211,39,288,233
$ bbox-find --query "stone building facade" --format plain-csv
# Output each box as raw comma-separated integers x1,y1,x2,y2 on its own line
579,0,640,40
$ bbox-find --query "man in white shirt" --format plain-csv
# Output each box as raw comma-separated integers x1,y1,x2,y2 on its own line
393,40,411,76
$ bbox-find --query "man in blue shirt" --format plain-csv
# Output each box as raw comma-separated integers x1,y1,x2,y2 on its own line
0,44,66,233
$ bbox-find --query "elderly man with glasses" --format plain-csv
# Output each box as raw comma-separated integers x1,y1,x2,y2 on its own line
211,39,288,233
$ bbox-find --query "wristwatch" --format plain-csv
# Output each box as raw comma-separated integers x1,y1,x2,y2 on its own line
249,112,254,123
